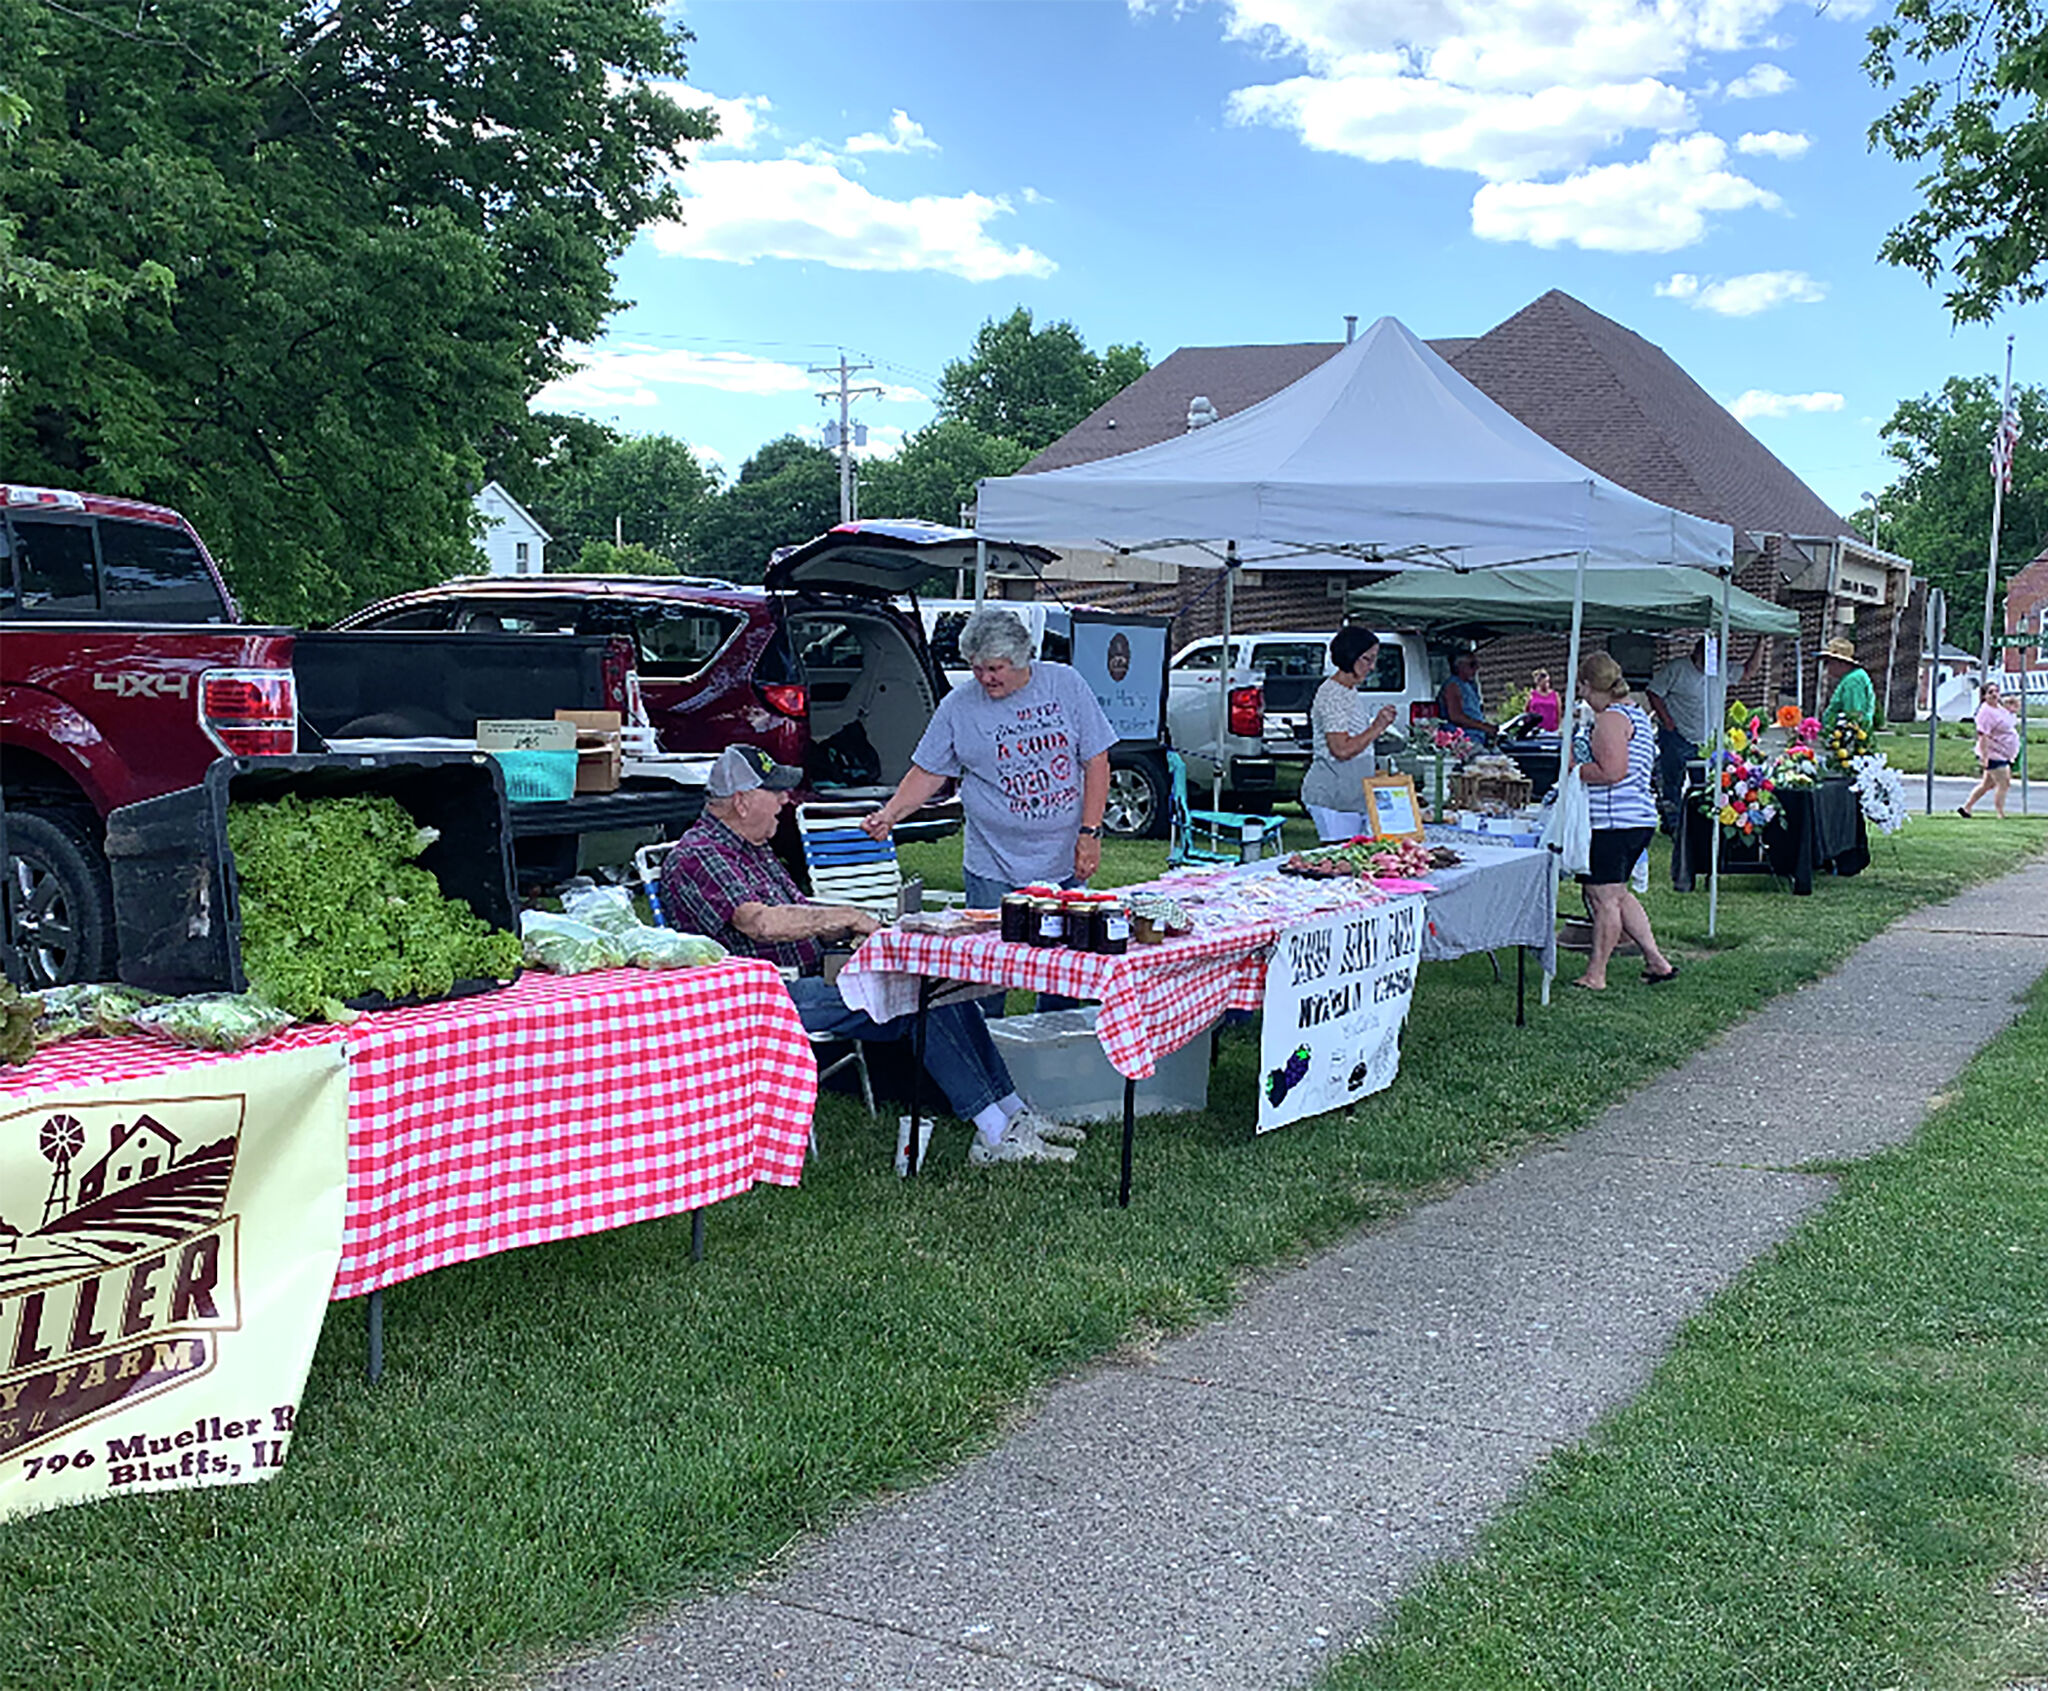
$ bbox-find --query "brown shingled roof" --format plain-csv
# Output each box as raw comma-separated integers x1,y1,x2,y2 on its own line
1017,294,1854,546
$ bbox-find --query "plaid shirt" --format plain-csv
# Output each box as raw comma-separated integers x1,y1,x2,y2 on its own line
661,814,821,975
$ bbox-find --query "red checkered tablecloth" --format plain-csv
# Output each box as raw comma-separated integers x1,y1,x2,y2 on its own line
841,882,1394,1080
0,962,816,1301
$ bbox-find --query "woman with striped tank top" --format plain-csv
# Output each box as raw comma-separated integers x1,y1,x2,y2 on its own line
1573,652,1678,990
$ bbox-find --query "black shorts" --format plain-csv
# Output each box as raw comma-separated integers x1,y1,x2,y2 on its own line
1579,825,1655,887
1988,759,2013,771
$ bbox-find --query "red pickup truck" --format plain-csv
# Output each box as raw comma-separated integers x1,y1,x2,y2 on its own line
1,484,297,986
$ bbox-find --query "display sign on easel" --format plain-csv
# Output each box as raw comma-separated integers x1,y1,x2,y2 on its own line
1363,775,1426,842
1258,892,1426,1132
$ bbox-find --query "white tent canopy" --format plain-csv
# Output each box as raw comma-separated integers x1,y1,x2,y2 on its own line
974,315,1732,574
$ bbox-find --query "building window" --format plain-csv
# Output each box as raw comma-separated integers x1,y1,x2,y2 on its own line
514,542,530,575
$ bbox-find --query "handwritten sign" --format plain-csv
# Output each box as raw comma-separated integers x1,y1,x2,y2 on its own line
1258,892,1426,1132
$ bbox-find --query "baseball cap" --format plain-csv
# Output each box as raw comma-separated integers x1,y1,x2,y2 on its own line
707,743,803,798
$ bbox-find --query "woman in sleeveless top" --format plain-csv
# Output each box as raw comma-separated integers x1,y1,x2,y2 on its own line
1573,652,1677,990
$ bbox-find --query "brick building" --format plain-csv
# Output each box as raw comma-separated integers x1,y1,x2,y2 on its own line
995,291,1915,720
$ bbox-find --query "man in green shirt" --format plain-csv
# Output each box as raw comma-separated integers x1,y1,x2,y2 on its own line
1820,635,1876,737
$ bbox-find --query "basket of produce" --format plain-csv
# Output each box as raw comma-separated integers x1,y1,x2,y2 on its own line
105,753,522,1010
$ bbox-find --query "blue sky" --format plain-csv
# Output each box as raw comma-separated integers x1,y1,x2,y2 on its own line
532,0,2037,528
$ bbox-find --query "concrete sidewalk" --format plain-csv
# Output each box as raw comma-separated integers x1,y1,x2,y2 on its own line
543,857,2048,1691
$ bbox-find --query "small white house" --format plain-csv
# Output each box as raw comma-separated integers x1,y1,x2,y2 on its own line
473,480,550,576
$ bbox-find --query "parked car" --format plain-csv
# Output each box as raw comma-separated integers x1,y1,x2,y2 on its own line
0,483,298,985
1166,628,1434,793
335,521,1056,838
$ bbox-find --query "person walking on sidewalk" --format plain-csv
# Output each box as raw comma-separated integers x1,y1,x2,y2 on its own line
1573,653,1678,992
1959,679,2022,819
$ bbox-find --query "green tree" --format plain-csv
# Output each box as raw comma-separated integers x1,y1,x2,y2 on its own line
539,433,718,571
1878,374,2048,620
936,307,1149,453
571,539,678,576
0,1,710,624
858,419,1031,525
1866,0,2048,321
692,437,840,582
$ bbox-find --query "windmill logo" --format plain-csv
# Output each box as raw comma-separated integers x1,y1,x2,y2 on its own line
0,1093,246,1463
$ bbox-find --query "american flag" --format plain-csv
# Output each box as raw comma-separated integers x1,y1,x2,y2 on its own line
1992,401,2023,491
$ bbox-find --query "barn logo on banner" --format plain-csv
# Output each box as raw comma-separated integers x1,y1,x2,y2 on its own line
0,1044,347,1521
1258,892,1426,1133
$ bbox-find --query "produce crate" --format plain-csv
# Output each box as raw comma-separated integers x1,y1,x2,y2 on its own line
1448,769,1532,812
105,752,517,997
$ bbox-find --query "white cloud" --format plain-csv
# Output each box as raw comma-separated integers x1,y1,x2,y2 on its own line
853,425,907,460
532,346,816,412
846,110,939,155
1736,128,1809,158
1727,389,1845,421
1725,62,1794,98
874,380,928,404
651,158,1054,282
1472,134,1779,251
1020,186,1051,205
650,82,773,154
1656,268,1825,313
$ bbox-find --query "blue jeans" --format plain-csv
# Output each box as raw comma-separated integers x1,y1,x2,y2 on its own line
963,870,1083,1014
787,977,1011,1121
1655,727,1695,825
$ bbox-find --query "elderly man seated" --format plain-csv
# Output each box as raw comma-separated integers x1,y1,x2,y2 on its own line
661,744,1079,1167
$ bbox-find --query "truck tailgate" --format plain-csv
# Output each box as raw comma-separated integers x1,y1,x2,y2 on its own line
295,630,620,742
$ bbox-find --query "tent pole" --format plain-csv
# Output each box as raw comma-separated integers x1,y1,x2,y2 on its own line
974,538,988,607
1708,567,1732,938
1215,543,1237,811
1563,552,1587,770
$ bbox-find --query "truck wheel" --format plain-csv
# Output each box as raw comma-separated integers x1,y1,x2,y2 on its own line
5,810,117,988
1103,754,1167,840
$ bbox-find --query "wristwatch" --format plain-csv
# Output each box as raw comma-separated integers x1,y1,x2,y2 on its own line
1077,824,1103,838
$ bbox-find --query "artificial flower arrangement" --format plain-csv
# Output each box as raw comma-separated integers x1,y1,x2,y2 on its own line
1851,753,1911,835
1432,726,1476,763
1827,709,1873,770
1699,699,1782,842
1767,714,1825,790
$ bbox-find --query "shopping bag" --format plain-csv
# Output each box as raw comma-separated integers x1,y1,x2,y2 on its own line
1541,768,1592,877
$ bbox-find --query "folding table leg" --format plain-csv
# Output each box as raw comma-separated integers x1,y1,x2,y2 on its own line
365,1289,384,1385
691,1209,705,1262
1516,945,1526,1027
1117,1077,1137,1209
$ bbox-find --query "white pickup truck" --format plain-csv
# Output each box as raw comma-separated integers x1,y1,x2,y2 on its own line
1167,629,1437,792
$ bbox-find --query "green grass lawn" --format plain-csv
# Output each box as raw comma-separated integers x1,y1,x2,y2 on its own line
1324,971,2048,1691
1873,724,2048,777
6,820,2045,1691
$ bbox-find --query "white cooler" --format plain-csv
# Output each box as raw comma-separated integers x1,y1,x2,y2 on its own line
985,1007,1211,1124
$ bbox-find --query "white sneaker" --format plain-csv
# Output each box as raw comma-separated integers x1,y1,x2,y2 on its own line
967,1120,1077,1166
1010,1106,1085,1147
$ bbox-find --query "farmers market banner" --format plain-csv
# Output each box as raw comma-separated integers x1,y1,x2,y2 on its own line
0,1044,347,1521
1258,893,1425,1134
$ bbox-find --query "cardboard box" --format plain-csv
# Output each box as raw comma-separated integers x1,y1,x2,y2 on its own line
477,718,576,752
555,709,622,794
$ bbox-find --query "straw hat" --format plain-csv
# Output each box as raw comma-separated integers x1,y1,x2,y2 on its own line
1821,636,1857,663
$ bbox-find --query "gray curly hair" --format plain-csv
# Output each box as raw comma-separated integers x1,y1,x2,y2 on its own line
958,607,1034,668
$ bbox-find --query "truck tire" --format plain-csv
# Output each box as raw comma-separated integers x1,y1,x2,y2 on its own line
1103,752,1168,840
5,809,118,987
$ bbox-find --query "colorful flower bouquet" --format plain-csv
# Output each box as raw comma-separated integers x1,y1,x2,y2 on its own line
1703,750,1781,841
1768,714,1824,790
1432,726,1476,764
1827,709,1873,771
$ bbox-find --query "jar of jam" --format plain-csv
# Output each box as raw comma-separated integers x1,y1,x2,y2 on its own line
1000,892,1033,943
1063,892,1098,951
1029,898,1065,947
1096,897,1131,955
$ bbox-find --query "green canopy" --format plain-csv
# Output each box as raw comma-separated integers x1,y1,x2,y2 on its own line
1345,565,1799,637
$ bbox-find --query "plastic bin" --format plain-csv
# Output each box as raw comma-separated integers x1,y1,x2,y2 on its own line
490,747,579,804
984,1007,1211,1124
105,752,517,997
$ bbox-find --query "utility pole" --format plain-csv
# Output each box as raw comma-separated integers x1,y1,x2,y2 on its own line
810,353,884,523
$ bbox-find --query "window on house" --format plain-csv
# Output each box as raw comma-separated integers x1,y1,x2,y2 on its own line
515,542,530,575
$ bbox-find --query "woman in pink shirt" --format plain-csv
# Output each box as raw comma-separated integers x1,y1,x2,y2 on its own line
1525,669,1562,733
1959,680,2022,819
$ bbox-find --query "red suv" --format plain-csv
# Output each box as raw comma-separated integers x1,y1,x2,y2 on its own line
334,522,1054,834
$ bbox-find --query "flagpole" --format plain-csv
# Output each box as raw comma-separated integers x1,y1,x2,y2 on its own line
1981,335,2016,688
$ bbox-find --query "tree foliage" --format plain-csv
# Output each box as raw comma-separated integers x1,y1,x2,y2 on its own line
0,0,709,623
528,433,717,571
858,420,1031,525
1866,0,2048,322
936,307,1149,453
570,539,678,576
691,437,841,582
1878,374,2048,619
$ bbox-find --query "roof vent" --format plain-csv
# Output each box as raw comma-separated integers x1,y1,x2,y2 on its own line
1345,315,1358,343
1186,395,1219,431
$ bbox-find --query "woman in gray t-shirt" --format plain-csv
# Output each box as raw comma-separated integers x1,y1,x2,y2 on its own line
862,607,1117,906
1300,627,1398,841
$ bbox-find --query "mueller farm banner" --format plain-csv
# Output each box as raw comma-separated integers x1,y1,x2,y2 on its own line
0,1043,347,1521
1258,893,1425,1133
